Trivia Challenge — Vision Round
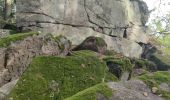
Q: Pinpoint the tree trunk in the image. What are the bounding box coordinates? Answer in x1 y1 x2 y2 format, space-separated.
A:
4 0 12 20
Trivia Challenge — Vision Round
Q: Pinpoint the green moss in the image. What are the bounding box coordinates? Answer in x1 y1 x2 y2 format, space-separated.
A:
95 37 107 47
0 32 39 47
53 35 71 52
65 83 113 100
149 53 170 70
104 50 117 56
138 71 170 100
103 56 133 79
8 50 117 100
71 50 98 57
132 58 156 71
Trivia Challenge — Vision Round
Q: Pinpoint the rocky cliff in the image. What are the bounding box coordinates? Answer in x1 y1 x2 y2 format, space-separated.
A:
16 0 149 58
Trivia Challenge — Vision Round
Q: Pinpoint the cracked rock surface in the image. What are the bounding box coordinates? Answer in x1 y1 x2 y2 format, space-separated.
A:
16 0 149 58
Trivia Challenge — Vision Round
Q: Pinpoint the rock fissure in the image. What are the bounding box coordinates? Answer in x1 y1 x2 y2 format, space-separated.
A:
20 19 132 38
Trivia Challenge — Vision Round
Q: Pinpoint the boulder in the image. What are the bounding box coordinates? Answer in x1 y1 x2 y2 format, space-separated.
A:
0 33 71 87
159 83 170 92
73 36 107 54
107 80 163 100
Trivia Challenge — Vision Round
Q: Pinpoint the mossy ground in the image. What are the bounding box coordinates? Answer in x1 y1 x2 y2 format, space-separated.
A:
138 71 170 100
0 32 39 47
8 50 117 100
65 83 113 100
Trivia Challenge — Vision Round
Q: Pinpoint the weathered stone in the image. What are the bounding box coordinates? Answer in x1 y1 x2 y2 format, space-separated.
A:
159 83 170 92
16 0 149 58
0 69 10 87
120 71 130 82
0 34 71 87
107 37 142 58
107 80 164 100
152 87 158 93
0 48 6 70
0 29 10 38
0 79 18 100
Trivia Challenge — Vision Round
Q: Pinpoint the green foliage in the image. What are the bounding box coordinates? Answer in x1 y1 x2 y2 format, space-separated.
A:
8 50 117 100
158 34 170 55
149 13 170 35
65 83 113 100
138 71 170 100
0 32 39 47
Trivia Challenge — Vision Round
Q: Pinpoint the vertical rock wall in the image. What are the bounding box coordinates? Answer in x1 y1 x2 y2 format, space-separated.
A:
16 0 150 58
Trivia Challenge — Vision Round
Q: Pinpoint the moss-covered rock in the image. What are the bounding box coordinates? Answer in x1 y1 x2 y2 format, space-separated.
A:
103 56 133 79
65 83 113 100
138 71 170 100
8 50 117 100
0 32 39 47
131 58 157 71
73 36 107 54
149 53 170 71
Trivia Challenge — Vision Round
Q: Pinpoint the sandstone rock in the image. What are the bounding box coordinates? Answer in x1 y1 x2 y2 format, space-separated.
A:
73 36 107 54
16 0 149 58
0 48 6 70
107 37 142 58
143 92 148 97
0 29 10 38
159 83 170 92
152 87 158 93
0 79 18 100
120 71 130 82
0 69 10 87
107 80 163 100
0 34 71 87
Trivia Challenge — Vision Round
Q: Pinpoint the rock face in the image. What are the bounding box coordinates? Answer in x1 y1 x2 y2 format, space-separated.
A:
0 34 71 87
16 0 149 58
